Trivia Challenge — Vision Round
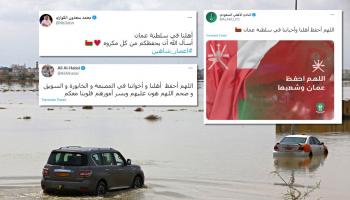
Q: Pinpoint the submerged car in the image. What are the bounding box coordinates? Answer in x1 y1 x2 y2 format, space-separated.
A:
41 146 144 195
273 135 328 157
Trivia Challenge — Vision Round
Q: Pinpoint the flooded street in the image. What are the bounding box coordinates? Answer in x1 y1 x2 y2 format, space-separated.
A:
0 83 350 199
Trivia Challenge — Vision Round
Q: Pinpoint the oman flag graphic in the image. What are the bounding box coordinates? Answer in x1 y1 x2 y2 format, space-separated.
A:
206 40 334 120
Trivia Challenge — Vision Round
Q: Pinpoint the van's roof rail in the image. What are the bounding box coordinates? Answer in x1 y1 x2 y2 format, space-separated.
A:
59 146 82 149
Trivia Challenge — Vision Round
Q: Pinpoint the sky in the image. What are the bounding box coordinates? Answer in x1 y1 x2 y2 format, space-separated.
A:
0 0 349 68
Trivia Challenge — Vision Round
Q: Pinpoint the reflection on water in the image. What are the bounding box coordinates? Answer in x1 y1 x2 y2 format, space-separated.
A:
274 155 327 172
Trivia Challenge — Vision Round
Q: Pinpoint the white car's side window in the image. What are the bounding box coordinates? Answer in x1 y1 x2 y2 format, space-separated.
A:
314 137 322 145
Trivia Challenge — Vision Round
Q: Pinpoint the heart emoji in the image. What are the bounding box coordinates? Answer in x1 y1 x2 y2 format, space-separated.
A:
94 40 101 46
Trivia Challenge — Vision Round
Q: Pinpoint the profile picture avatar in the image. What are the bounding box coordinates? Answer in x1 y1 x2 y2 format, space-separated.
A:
40 14 53 27
41 65 54 77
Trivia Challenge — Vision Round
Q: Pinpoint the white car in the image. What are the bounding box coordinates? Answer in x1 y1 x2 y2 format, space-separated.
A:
273 135 328 157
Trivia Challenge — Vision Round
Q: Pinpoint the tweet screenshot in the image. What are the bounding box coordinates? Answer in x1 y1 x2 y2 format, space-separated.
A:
204 10 342 124
39 64 197 106
39 11 196 56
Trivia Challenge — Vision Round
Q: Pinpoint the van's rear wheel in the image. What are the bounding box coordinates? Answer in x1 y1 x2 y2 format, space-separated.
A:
133 176 143 188
96 181 107 196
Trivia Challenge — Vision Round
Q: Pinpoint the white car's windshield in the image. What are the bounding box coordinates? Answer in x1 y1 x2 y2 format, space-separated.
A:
280 137 306 144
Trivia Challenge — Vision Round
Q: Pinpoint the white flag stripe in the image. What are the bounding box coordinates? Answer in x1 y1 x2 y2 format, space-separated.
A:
237 40 278 69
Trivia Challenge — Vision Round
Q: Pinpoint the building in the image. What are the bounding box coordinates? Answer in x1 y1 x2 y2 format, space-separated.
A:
0 67 11 80
0 62 39 81
9 64 27 77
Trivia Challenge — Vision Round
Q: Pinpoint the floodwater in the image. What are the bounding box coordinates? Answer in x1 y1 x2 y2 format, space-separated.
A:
0 83 350 199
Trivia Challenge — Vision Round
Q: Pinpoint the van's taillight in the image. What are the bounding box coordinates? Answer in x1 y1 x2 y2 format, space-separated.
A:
79 170 92 177
274 143 279 151
42 168 49 177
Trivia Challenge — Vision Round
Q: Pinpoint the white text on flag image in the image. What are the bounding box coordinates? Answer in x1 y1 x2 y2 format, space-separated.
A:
204 10 342 124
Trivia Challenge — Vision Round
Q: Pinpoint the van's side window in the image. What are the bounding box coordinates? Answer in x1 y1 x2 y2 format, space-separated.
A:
101 152 115 166
113 153 125 167
92 153 103 166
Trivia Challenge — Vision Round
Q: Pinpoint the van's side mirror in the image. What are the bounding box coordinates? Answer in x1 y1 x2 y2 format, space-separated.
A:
127 159 131 165
320 142 324 145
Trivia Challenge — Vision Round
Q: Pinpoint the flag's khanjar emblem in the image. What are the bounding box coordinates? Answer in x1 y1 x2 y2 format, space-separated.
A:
207 44 230 70
312 59 325 73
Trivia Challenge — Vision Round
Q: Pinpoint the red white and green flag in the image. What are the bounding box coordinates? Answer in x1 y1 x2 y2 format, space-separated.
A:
206 40 334 120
